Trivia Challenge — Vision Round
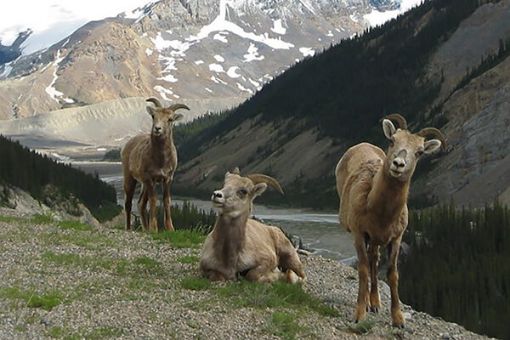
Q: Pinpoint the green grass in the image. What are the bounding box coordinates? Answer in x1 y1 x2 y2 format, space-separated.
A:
177 255 200 264
57 220 93 231
0 215 24 223
0 287 62 311
180 276 211 291
267 311 303 340
151 230 206 248
42 252 164 278
348 318 376 335
31 213 54 224
217 280 338 317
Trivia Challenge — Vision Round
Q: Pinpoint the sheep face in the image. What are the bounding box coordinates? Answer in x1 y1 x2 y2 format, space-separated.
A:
382 119 441 182
146 106 183 138
211 172 267 218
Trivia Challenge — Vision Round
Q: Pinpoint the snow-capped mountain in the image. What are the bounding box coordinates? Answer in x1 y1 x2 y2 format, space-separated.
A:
0 0 420 120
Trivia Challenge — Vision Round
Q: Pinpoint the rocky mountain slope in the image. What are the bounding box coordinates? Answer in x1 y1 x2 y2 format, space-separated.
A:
0 206 488 339
0 0 405 120
173 0 510 208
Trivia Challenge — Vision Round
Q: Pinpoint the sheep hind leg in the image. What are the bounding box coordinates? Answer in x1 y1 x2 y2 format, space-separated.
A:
278 251 306 282
245 263 281 283
354 233 370 323
123 175 136 230
137 185 149 231
368 243 381 313
388 237 404 328
162 180 174 231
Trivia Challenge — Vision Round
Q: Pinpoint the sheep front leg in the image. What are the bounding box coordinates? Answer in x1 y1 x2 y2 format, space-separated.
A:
163 180 174 231
354 233 370 323
368 243 381 312
144 181 158 232
123 175 136 230
387 237 404 328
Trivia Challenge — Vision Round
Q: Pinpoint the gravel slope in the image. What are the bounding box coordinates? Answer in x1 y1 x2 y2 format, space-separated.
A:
0 208 488 339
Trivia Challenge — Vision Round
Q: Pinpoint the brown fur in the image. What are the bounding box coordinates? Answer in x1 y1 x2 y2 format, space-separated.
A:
200 170 305 283
121 98 188 231
335 116 444 327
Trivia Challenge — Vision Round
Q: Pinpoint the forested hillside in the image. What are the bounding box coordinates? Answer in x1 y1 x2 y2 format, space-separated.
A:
0 135 119 220
401 202 510 339
175 0 510 209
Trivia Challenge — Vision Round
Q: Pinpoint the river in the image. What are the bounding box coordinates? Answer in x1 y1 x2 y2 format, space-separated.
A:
73 161 356 262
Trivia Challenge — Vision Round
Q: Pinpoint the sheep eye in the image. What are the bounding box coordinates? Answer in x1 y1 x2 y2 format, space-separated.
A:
415 150 424 157
238 189 248 197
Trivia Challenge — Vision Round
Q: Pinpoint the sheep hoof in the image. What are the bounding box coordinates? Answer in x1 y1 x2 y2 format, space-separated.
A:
370 306 379 313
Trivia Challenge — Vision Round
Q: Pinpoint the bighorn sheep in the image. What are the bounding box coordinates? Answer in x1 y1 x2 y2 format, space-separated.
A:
200 168 306 283
335 114 446 327
121 97 189 231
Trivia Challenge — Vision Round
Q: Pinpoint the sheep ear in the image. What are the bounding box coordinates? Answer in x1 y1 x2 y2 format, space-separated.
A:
252 183 267 198
172 113 183 121
382 119 396 140
424 139 441 154
146 106 155 116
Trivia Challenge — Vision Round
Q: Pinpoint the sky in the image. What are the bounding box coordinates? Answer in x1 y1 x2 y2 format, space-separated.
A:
0 0 154 54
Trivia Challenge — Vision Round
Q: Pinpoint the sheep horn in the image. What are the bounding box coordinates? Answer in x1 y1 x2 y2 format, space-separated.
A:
416 127 447 151
146 97 163 108
169 103 190 112
246 174 284 195
384 114 408 130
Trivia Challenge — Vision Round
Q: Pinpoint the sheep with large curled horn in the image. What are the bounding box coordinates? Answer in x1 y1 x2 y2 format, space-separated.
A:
200 167 305 283
335 113 446 327
121 97 189 231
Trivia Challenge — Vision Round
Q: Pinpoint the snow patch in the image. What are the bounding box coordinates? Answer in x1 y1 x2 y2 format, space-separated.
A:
326 30 334 37
248 78 260 89
299 47 315 57
205 87 213 93
145 48 153 56
236 82 253 95
154 85 173 101
211 76 227 85
214 55 225 62
271 19 286 35
45 50 73 103
227 66 241 78
209 63 225 73
350 14 359 23
244 43 264 62
364 0 424 27
213 32 228 43
187 0 294 50
195 60 204 65
0 62 13 78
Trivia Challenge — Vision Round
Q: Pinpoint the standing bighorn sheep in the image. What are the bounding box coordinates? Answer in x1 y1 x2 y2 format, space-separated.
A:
121 97 189 231
335 114 446 327
200 168 306 283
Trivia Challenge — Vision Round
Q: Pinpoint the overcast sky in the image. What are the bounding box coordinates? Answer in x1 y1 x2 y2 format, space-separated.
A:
0 0 153 53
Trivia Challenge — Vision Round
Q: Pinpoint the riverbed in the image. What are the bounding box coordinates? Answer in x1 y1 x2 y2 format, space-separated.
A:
73 161 356 261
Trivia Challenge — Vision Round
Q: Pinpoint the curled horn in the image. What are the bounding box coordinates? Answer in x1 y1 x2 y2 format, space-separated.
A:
416 127 447 150
146 97 163 108
246 174 284 195
384 113 408 130
169 103 190 112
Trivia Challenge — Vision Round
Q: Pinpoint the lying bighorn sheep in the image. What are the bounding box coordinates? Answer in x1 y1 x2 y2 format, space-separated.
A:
335 114 446 327
200 168 306 283
121 97 189 231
